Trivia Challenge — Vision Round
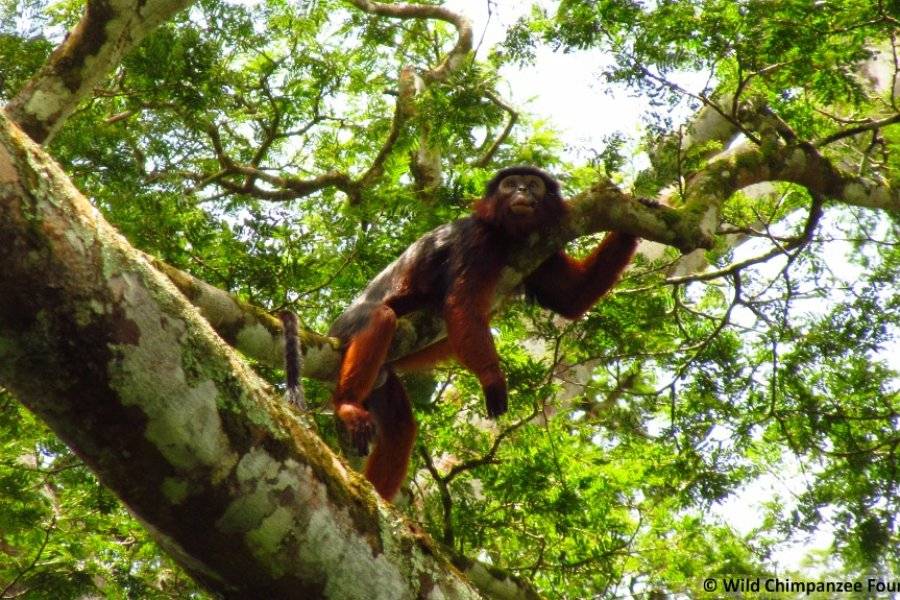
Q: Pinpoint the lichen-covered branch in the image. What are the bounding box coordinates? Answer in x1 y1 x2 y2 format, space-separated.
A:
154 179 690 380
0 111 482 599
4 0 195 144
149 259 341 381
682 128 900 240
353 132 898 368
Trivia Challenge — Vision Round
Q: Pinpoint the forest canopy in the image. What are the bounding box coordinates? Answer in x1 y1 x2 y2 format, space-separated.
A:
0 0 898 598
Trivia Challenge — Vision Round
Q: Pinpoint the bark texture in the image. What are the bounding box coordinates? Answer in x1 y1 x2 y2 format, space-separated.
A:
4 0 194 144
0 112 481 599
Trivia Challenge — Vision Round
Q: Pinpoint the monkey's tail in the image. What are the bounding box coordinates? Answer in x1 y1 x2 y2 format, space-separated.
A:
279 311 306 410
364 371 417 501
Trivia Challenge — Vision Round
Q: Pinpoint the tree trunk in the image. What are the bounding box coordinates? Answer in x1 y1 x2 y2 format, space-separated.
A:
0 110 481 600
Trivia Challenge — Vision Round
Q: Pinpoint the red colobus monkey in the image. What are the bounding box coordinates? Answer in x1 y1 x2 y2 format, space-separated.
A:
321 167 637 500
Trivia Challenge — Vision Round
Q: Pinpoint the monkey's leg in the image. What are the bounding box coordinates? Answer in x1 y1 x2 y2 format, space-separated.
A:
392 338 454 372
334 304 397 454
364 371 417 501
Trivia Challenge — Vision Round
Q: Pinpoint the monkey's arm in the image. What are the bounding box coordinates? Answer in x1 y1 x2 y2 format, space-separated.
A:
524 231 638 319
443 272 508 417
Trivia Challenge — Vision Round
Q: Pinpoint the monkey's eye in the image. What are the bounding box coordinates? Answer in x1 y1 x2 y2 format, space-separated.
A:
500 177 520 192
524 176 546 196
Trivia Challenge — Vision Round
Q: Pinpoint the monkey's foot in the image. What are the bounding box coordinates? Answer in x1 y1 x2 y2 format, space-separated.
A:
483 381 508 418
337 403 375 455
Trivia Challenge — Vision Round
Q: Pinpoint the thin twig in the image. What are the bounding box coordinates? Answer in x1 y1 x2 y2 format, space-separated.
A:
0 517 56 599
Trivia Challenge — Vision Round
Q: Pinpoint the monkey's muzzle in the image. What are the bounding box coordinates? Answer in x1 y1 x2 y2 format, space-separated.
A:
509 194 536 216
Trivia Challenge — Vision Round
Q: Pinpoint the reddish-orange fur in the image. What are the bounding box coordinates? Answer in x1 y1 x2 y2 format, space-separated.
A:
443 267 508 416
327 167 636 500
524 231 638 319
363 372 416 499
333 304 398 453
392 339 453 372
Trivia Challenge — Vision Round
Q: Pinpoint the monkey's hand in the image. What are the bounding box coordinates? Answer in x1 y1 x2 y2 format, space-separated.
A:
336 403 375 456
483 380 508 418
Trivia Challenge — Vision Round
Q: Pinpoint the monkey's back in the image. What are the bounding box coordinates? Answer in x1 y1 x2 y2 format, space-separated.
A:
328 217 490 341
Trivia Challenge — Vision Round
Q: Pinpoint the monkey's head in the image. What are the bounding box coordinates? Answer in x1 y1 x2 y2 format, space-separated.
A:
474 166 566 236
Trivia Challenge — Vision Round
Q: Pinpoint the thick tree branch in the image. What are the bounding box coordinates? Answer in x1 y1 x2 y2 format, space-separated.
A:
137 120 897 392
346 0 473 83
160 182 693 380
348 0 474 198
0 111 482 599
340 135 897 373
4 0 194 144
682 131 900 233
149 259 342 381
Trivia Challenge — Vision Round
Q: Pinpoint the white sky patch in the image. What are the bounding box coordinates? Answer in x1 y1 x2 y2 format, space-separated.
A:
442 0 711 172
446 1 651 147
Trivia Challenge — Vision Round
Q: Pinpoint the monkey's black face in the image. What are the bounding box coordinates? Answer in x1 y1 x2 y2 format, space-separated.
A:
475 167 565 236
497 174 547 218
